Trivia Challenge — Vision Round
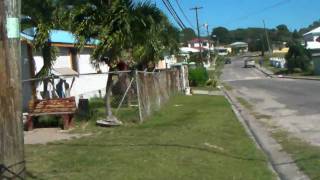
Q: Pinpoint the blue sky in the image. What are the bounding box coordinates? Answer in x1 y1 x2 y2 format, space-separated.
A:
152 0 320 34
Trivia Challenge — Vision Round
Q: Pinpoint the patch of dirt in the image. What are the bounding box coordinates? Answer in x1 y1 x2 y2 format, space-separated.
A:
24 128 91 145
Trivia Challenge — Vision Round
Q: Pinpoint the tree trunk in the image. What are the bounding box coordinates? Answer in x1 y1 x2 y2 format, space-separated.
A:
103 72 122 125
0 0 25 178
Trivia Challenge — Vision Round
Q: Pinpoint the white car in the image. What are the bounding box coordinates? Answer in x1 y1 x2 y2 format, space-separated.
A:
244 59 255 68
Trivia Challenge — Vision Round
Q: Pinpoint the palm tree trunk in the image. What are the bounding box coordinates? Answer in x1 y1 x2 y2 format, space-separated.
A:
105 73 113 118
103 72 122 125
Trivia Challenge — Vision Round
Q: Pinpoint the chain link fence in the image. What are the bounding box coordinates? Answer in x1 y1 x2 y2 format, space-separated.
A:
22 66 188 124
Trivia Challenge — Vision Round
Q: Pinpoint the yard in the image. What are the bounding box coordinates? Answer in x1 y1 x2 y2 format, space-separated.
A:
25 95 275 180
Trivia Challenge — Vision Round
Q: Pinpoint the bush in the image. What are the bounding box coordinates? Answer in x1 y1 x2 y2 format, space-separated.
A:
205 78 217 88
285 41 312 73
189 67 208 86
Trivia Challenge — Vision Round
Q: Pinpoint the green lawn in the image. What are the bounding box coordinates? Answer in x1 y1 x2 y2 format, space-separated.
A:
25 95 275 180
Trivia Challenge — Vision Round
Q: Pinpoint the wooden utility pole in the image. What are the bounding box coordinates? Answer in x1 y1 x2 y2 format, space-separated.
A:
190 6 203 63
0 0 25 179
263 20 272 54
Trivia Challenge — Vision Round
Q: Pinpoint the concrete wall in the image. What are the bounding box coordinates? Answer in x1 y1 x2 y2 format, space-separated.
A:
313 56 320 75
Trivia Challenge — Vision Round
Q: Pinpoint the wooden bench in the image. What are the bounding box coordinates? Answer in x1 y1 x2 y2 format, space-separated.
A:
27 97 77 131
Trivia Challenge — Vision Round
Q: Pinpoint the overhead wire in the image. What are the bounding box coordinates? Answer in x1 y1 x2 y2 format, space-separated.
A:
174 0 195 29
161 0 186 29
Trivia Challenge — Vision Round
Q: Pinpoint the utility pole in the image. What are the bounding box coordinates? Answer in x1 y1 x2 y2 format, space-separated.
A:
190 6 203 63
0 0 25 179
204 23 211 61
263 20 272 55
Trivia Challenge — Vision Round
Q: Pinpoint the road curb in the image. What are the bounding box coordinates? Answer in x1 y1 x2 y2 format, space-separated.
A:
255 66 320 81
221 86 309 180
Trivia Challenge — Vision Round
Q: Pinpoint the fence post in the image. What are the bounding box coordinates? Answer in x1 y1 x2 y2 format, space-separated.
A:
135 71 143 123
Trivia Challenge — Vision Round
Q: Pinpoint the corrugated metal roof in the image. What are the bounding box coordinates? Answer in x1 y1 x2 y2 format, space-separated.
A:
21 28 99 45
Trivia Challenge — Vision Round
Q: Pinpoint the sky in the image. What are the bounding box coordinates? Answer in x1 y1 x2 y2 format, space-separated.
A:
152 0 320 35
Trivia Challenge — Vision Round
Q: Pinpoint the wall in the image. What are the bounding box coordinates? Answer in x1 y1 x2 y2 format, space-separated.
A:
21 45 110 112
313 56 320 75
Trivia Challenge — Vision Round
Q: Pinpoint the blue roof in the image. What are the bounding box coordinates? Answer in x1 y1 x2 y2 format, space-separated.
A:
21 28 99 45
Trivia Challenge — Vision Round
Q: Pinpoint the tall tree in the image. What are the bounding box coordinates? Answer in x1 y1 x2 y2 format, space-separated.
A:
180 28 196 44
211 26 230 44
70 0 179 124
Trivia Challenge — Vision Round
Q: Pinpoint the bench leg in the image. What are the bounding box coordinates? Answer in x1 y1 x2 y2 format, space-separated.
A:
69 115 75 128
27 116 33 131
62 115 70 130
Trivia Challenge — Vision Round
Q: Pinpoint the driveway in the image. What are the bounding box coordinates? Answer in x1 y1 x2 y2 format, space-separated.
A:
222 56 320 146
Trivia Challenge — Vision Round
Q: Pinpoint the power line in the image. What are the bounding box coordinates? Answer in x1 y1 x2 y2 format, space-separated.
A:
161 0 186 29
174 0 195 29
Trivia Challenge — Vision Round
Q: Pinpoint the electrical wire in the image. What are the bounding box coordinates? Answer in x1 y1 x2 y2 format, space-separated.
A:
161 0 186 29
174 0 195 29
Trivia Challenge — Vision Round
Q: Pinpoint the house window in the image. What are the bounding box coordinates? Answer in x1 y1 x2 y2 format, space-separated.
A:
202 42 207 46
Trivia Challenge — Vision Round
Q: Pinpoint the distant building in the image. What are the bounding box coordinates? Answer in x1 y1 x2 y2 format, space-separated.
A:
230 42 248 53
187 38 214 52
304 27 320 74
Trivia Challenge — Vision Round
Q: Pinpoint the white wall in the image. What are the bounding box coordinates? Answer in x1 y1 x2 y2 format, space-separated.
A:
30 46 110 106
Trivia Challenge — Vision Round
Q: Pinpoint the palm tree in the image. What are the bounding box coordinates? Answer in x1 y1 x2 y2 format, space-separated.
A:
69 0 180 124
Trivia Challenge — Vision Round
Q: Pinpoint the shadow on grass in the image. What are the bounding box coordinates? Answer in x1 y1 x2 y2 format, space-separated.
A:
48 142 269 162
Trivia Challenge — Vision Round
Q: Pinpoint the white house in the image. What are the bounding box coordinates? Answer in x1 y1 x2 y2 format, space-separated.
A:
187 38 214 52
303 27 320 75
21 28 109 111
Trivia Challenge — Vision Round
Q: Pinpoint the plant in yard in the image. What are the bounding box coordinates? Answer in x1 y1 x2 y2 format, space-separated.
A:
189 67 208 87
285 41 312 73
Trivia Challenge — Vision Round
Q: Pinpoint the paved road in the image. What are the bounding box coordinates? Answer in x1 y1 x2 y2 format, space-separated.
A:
222 56 320 146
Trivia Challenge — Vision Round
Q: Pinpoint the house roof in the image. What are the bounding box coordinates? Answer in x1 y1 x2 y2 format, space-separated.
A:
21 28 99 45
230 42 248 48
304 27 320 36
188 38 210 43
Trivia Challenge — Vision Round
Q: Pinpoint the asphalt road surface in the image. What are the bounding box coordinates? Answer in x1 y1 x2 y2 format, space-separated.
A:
221 56 320 146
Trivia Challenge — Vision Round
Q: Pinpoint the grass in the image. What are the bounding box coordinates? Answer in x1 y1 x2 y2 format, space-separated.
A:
272 131 320 179
25 95 275 180
235 96 320 179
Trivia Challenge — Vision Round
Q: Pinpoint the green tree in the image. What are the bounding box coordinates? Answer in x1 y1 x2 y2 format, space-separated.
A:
276 24 291 42
211 26 230 44
285 41 312 73
70 0 179 123
22 0 62 77
180 28 196 45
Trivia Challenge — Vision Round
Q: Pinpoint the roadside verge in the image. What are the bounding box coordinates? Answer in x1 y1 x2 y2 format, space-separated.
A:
221 86 309 180
255 66 320 81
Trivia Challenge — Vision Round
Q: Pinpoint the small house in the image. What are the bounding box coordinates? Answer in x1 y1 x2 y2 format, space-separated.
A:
304 27 320 75
21 28 109 111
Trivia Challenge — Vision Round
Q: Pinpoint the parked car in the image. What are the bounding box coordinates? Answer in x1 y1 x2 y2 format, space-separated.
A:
244 59 255 68
225 58 231 64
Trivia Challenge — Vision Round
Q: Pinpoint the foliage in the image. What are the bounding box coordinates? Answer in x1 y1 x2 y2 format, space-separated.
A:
211 27 231 44
285 41 312 73
21 0 64 77
299 19 320 35
189 67 208 86
180 28 196 45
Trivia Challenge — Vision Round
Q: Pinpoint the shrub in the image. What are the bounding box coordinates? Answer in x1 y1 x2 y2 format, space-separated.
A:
189 67 208 86
285 41 312 73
